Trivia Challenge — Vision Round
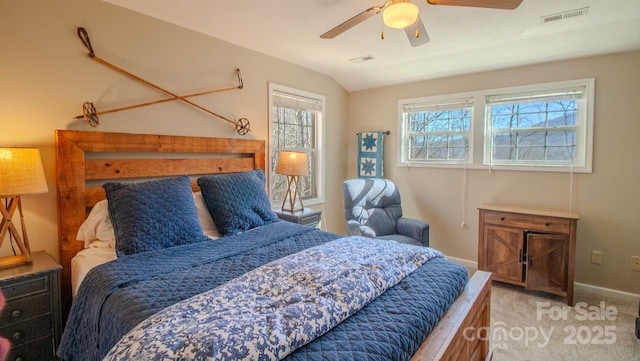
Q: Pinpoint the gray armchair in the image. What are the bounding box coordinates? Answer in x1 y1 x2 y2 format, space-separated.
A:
342 179 429 247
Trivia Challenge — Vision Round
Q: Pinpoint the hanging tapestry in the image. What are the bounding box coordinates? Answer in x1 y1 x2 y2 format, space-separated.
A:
357 131 386 179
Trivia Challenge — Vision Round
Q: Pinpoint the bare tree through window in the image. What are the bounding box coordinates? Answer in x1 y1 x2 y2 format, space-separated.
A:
270 86 323 205
405 106 472 162
398 79 592 172
490 99 577 163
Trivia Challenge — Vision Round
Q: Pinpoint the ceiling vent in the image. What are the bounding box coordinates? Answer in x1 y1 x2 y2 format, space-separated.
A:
541 7 589 24
349 55 375 64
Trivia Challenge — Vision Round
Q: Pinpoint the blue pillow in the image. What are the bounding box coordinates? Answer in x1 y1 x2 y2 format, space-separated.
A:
103 176 208 256
197 169 279 236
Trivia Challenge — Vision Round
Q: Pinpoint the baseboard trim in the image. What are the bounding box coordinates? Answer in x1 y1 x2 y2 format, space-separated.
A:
444 255 639 302
574 282 640 302
446 255 478 270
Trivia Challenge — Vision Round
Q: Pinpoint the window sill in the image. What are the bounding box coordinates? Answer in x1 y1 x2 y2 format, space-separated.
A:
397 162 592 173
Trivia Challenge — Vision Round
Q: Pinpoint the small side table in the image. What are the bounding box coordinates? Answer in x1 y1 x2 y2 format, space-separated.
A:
274 208 322 228
0 251 62 361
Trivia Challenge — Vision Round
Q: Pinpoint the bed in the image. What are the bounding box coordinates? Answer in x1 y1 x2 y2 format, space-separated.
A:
55 129 492 361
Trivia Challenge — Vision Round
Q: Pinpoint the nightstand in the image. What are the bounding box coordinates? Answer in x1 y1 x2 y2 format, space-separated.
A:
274 208 322 228
0 251 62 361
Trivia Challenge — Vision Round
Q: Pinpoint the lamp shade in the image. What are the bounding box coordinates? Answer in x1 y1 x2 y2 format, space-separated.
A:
383 1 419 29
276 151 309 176
0 148 48 198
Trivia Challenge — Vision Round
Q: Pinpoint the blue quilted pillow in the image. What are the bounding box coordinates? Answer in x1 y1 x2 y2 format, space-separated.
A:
103 176 208 256
197 169 279 236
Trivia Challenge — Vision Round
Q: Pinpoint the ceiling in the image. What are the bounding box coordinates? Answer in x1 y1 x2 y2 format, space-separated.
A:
104 0 640 92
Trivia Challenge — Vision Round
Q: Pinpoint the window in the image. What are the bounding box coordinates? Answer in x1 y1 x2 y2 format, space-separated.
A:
269 83 325 206
485 83 591 170
398 79 594 172
400 97 473 165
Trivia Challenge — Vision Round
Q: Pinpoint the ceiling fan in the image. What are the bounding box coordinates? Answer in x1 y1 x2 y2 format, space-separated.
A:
320 0 523 47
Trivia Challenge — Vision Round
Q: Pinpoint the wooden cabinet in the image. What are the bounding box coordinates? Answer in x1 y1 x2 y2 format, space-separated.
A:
478 205 579 305
636 300 639 339
0 251 62 361
274 208 322 228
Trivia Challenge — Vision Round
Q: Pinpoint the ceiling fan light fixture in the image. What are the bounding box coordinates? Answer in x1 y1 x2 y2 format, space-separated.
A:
383 2 419 29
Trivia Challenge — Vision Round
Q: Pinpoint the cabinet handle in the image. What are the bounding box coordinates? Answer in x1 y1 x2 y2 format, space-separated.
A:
545 222 550 227
519 249 523 263
528 256 533 269
500 217 505 221
12 331 22 341
11 310 21 318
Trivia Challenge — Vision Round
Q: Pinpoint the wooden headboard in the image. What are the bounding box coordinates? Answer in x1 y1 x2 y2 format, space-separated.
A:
55 130 265 318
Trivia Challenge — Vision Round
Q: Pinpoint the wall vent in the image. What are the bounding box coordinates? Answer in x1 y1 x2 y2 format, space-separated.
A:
541 7 589 24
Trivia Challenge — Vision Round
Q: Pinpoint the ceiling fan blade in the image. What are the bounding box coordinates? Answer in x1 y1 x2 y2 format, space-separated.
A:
320 5 383 39
405 17 430 47
426 0 522 10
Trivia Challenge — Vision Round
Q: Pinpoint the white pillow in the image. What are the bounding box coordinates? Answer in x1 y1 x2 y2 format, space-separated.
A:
76 199 115 249
194 191 219 236
76 192 219 248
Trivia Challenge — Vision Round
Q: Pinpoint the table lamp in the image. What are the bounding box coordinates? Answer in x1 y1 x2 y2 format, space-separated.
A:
0 148 48 269
275 150 308 212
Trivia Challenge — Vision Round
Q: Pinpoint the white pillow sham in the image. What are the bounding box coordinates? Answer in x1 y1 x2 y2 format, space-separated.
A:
76 199 115 249
76 191 219 248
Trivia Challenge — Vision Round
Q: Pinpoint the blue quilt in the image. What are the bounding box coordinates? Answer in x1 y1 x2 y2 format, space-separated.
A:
104 238 444 360
58 222 467 361
358 131 386 178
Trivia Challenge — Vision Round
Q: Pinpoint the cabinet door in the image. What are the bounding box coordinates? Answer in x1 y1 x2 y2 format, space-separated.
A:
484 225 523 284
525 233 568 295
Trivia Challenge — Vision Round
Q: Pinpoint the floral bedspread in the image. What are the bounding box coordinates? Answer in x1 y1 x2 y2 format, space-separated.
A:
103 236 443 360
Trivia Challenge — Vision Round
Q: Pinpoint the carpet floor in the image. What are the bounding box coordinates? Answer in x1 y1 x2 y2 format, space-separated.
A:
489 281 640 361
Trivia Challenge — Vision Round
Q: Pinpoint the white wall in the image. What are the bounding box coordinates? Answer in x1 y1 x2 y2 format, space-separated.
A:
0 0 349 260
347 51 640 294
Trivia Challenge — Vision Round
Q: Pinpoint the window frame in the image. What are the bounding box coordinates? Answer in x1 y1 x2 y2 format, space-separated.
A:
483 79 594 172
397 78 594 173
399 95 475 166
268 83 325 207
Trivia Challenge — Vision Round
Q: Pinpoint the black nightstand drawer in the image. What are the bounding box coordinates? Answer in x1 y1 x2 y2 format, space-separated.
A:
299 213 321 226
1 276 49 300
0 313 53 347
0 293 51 327
0 252 62 361
7 336 56 361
